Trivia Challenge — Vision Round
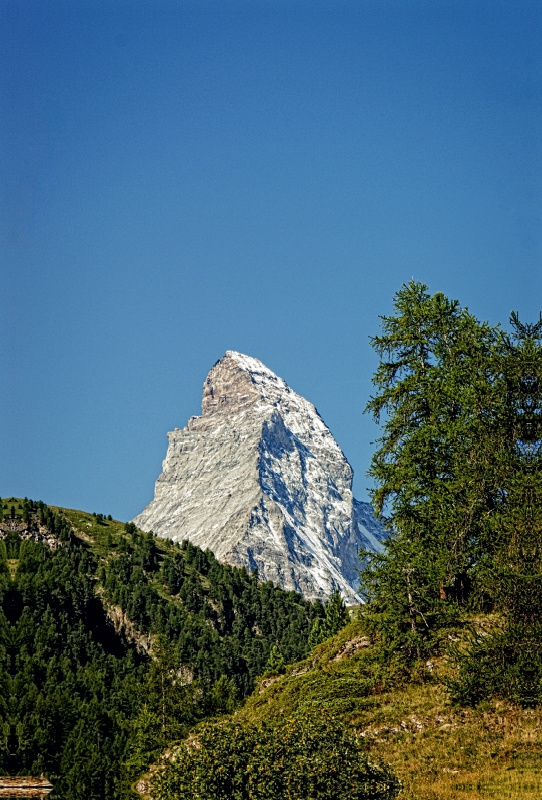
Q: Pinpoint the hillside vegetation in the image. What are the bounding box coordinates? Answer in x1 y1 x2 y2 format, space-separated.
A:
0 498 323 799
236 620 542 800
361 284 542 707
139 283 542 799
1 485 540 800
0 501 145 797
59 503 321 697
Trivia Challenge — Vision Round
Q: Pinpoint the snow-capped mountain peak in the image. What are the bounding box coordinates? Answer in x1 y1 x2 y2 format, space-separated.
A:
133 352 385 603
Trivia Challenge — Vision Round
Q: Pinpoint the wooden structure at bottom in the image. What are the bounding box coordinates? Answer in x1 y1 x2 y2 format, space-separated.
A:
0 777 53 797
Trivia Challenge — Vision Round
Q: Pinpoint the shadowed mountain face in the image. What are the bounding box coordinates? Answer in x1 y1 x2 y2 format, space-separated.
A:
134 352 386 603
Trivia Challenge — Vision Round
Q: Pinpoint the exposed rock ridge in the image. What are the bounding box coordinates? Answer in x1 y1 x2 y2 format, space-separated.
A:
133 351 386 603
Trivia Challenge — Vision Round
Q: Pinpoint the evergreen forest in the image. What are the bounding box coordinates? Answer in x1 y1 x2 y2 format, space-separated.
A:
1 282 541 799
0 500 374 799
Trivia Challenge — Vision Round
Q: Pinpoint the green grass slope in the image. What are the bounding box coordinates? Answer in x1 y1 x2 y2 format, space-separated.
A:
237 620 542 800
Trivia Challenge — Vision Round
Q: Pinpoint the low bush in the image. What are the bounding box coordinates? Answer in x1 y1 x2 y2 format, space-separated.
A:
152 709 400 800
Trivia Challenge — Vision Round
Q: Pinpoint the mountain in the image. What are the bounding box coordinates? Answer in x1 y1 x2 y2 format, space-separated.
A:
133 351 386 603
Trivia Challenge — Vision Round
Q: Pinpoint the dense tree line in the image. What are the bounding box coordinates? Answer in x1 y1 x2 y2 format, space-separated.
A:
0 525 147 798
0 504 336 796
101 525 323 698
362 281 542 706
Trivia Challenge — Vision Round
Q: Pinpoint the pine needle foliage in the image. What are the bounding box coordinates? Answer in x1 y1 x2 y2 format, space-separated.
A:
100 532 321 698
308 588 350 648
363 282 542 706
362 281 506 661
449 314 542 706
0 501 325 795
0 514 146 798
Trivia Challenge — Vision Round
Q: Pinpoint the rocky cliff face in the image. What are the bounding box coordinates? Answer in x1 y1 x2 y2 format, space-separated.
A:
133 352 386 603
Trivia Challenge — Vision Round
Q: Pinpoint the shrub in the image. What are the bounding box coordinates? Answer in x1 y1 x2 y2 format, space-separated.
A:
152 710 400 800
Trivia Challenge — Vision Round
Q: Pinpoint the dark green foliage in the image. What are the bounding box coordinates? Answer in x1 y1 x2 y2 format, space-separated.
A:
265 644 285 672
448 626 542 708
36 502 72 541
122 635 205 785
101 536 320 698
362 282 506 661
152 710 401 800
124 639 241 783
208 674 239 714
0 501 326 793
364 283 542 706
359 538 461 662
449 316 542 706
322 588 349 636
307 616 325 649
144 634 201 739
0 518 147 798
308 588 349 648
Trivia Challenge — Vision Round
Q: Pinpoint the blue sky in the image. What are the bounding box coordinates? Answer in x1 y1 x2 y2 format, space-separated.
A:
2 0 541 520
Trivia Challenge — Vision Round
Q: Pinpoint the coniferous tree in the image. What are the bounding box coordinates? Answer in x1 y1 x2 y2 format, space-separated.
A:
308 617 325 649
308 589 349 647
361 282 508 661
145 634 200 740
322 588 349 637
450 315 542 705
266 644 285 673
364 283 542 705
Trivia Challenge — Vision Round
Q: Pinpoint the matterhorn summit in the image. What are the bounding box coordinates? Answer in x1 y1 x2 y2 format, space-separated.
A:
133 351 386 603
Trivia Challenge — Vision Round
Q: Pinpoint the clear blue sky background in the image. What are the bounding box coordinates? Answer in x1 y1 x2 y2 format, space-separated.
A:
2 0 541 520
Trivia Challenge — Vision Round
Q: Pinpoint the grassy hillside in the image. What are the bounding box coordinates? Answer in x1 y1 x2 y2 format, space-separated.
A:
236 619 542 800
0 497 324 797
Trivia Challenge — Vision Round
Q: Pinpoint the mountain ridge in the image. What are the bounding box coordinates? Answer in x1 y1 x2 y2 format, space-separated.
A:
133 351 386 603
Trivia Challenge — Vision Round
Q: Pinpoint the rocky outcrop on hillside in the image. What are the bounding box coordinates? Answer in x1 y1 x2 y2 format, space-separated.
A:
0 518 59 550
133 351 386 603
